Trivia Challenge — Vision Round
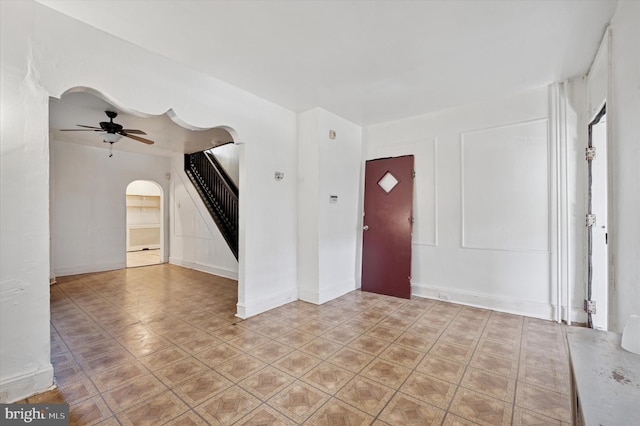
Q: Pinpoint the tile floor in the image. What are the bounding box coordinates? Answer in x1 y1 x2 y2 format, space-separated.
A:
33 264 572 424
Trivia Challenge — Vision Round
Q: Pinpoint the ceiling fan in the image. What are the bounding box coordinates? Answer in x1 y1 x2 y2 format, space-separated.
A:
60 110 154 145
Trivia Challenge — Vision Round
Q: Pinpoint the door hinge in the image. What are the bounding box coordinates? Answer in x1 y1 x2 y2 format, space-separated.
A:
584 300 596 314
409 216 414 224
412 170 416 178
586 146 596 161
586 213 596 227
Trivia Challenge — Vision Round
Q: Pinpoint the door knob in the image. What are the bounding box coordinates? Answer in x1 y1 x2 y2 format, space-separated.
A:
363 225 369 231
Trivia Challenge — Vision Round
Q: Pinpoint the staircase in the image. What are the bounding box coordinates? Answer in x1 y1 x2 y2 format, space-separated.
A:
184 151 239 260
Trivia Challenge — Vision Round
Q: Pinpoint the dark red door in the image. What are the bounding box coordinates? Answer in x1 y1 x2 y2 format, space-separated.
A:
361 155 414 299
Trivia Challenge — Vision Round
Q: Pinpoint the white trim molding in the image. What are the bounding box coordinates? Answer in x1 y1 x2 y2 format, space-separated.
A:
169 257 238 280
299 280 356 305
54 261 126 277
236 286 298 319
412 282 555 320
0 365 54 403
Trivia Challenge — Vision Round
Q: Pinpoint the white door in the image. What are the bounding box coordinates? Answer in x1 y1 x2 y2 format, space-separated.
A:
589 108 608 330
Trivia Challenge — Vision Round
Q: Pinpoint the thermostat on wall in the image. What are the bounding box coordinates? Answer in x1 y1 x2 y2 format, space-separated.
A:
329 195 338 204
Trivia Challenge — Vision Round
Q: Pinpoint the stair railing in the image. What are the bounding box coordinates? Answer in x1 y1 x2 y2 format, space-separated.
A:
184 151 239 259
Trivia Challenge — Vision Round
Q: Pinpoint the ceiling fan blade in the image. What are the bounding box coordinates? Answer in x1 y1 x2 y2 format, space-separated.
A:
76 125 103 130
122 133 154 145
121 129 147 135
59 128 101 132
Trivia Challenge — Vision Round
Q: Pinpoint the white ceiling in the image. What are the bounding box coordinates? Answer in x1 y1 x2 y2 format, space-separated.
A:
49 92 234 156
41 0 617 128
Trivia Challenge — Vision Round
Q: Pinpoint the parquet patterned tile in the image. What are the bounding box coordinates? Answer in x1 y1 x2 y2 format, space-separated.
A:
154 357 210 387
275 350 323 377
430 341 475 364
460 367 517 403
174 370 234 407
43 264 574 425
102 374 167 413
306 397 374 425
267 381 330 424
236 404 296 426
360 359 412 388
299 337 342 359
118 391 188 425
91 361 149 393
327 347 375 373
251 341 295 363
239 366 296 401
379 393 446 425
302 362 354 394
469 351 519 379
515 382 572 423
449 388 513 426
336 376 395 416
68 396 113 425
378 344 424 368
348 335 390 356
399 371 457 410
164 411 209 425
417 355 466 384
195 385 261 425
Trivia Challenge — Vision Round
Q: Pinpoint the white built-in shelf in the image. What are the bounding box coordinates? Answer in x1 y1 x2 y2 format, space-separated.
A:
126 194 160 209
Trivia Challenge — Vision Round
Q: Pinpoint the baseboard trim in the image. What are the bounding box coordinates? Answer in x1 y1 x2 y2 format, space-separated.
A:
237 287 298 319
54 262 125 277
564 306 588 324
411 282 556 320
0 365 54 403
169 257 238 280
299 280 356 305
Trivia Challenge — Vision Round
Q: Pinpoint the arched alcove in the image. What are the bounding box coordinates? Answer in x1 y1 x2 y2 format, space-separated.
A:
126 180 164 267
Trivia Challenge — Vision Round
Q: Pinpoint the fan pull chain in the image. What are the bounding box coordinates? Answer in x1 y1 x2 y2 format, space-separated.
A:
109 142 113 158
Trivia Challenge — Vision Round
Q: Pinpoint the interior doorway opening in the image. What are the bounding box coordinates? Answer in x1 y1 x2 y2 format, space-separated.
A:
126 180 164 268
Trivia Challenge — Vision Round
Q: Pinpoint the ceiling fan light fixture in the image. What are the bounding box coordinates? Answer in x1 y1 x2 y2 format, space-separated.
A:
101 132 122 143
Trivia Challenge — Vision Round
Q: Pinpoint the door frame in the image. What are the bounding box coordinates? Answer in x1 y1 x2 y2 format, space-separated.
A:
586 104 608 330
125 179 164 267
360 155 414 299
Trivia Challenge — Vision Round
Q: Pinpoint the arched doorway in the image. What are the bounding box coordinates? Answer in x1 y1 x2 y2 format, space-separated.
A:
126 180 164 267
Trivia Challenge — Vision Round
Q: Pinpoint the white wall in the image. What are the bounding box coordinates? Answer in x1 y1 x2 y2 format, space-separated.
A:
297 108 363 304
0 1 297 401
210 143 240 186
51 140 170 275
170 155 238 279
364 87 584 320
608 0 640 332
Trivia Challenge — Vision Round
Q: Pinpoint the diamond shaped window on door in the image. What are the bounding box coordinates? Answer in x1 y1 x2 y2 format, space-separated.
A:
378 171 399 193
